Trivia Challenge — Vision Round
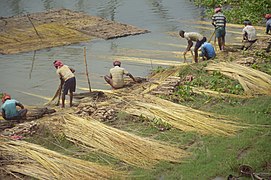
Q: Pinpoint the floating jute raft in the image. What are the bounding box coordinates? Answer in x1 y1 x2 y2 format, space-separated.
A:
0 9 149 54
123 94 246 136
205 62 271 96
63 114 189 168
0 137 125 180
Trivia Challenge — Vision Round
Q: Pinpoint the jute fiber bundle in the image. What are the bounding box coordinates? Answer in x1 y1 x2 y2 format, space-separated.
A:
205 62 271 96
0 138 124 180
124 94 244 136
63 114 189 168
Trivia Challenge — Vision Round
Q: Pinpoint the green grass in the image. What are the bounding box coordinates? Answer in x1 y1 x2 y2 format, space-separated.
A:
131 96 271 179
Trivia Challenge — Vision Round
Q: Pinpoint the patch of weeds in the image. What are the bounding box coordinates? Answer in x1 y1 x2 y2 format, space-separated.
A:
150 118 172 131
175 84 194 101
151 66 166 74
178 64 244 96
254 50 269 60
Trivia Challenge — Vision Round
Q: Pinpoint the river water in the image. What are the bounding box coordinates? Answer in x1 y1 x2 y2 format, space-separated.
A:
0 0 239 105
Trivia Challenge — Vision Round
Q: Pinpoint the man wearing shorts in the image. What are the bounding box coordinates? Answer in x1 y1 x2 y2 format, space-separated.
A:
1 93 28 121
54 60 76 108
179 30 206 63
212 7 226 51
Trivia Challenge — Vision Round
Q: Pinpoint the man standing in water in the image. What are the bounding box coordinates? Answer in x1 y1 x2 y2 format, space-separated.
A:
104 60 136 89
179 30 206 63
212 7 226 51
53 60 76 108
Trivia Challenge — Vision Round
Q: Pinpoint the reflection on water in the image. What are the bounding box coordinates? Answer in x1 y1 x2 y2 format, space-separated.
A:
97 0 122 20
0 0 241 105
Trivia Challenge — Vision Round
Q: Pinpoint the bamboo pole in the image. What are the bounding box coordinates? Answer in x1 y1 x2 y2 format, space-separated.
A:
84 47 92 92
208 31 215 43
26 14 42 41
29 50 36 79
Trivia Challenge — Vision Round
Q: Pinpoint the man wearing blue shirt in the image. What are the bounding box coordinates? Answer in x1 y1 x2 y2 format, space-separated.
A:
200 42 216 61
1 93 27 121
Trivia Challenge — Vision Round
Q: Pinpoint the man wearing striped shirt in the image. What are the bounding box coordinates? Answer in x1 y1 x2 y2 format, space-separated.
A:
212 7 226 51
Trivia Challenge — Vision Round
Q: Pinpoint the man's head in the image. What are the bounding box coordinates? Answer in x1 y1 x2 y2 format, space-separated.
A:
243 19 252 26
179 30 185 38
113 60 121 67
2 93 11 103
265 14 271 20
215 7 221 13
53 60 64 69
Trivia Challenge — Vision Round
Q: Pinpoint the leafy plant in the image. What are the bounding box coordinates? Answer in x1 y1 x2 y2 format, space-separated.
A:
193 0 271 25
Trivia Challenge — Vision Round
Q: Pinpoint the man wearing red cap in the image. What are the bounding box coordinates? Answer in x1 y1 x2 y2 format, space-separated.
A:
212 7 226 51
53 60 76 108
1 93 27 121
104 61 136 89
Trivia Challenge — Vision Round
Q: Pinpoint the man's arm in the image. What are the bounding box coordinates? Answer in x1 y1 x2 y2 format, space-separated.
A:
127 73 136 82
243 31 248 41
15 102 25 109
2 109 7 120
184 40 193 54
212 16 216 27
69 68 75 73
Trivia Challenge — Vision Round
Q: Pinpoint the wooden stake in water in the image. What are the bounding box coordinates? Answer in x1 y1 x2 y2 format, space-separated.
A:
84 47 92 92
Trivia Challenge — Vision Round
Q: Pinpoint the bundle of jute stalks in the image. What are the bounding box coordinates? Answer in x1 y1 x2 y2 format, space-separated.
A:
124 94 245 136
205 62 271 96
0 137 125 180
63 114 189 168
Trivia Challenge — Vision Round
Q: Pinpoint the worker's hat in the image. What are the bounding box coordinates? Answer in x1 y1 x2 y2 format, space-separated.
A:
2 93 11 103
215 7 221 13
53 60 64 68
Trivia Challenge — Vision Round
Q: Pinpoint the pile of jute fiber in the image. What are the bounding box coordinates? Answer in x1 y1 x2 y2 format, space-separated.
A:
63 114 189 168
0 137 125 180
124 94 246 136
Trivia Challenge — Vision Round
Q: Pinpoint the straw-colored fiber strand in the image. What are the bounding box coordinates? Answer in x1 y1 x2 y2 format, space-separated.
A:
205 62 271 95
62 114 189 168
0 138 124 180
124 94 245 136
126 101 238 136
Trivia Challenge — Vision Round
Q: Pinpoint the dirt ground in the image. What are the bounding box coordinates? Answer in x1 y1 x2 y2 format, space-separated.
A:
0 9 149 54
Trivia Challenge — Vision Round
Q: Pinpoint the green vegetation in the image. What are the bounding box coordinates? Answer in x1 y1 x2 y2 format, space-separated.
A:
178 63 244 95
132 93 271 180
194 0 271 25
